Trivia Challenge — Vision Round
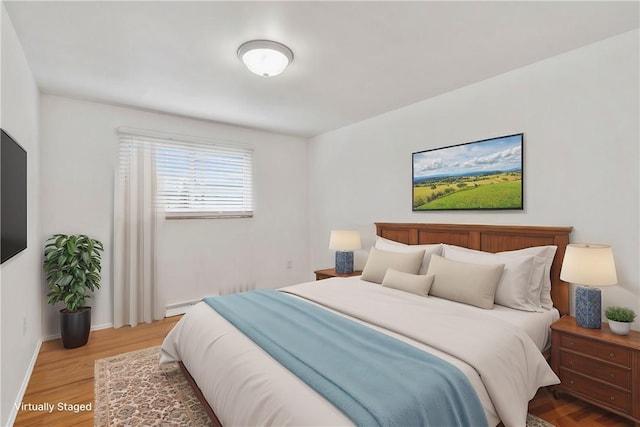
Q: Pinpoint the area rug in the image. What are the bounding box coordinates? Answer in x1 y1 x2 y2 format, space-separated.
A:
94 346 213 426
526 413 555 427
95 346 554 427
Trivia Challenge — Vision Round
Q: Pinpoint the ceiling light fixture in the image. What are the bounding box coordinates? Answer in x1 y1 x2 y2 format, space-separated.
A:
237 40 293 77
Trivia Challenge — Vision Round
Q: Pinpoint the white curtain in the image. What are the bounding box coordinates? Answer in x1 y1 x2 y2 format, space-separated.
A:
113 142 164 327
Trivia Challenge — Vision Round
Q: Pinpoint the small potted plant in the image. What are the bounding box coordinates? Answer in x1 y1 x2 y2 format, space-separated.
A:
604 306 637 336
44 234 104 348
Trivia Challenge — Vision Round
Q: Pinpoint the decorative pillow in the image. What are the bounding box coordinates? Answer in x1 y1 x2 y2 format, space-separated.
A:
361 247 425 284
443 245 537 312
499 246 557 309
375 236 442 275
426 255 504 309
382 269 435 297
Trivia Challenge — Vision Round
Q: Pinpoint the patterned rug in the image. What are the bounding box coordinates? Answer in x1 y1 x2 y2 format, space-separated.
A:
94 346 212 426
527 413 555 427
94 346 554 427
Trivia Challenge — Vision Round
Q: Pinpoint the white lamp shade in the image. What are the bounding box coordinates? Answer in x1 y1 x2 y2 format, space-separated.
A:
238 40 293 77
329 230 362 251
560 244 617 286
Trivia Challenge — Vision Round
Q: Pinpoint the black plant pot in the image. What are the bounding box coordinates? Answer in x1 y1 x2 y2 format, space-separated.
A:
60 307 91 349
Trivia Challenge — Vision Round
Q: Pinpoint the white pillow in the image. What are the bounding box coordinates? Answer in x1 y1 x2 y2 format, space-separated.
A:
382 269 434 297
375 236 442 275
361 247 425 284
499 246 557 309
426 255 504 309
443 245 538 312
497 250 545 308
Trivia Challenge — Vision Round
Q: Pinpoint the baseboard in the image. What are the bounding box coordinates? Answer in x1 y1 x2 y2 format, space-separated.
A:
7 338 42 426
91 322 114 332
42 322 113 342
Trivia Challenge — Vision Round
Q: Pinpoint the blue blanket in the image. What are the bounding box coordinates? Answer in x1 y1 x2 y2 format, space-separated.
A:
203 290 487 427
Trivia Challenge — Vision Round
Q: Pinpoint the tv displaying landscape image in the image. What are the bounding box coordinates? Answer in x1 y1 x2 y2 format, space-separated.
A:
412 133 523 211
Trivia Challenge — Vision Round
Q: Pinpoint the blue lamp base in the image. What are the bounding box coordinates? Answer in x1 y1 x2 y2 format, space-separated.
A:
335 251 354 274
575 286 602 329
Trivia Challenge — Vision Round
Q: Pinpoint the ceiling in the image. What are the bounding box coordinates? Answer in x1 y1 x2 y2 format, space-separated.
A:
4 1 639 138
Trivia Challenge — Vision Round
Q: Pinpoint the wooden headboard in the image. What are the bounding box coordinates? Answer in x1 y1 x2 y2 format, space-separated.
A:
375 222 573 316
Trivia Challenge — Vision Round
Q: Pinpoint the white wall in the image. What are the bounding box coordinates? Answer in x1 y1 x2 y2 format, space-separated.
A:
39 95 310 337
309 30 640 330
0 4 41 425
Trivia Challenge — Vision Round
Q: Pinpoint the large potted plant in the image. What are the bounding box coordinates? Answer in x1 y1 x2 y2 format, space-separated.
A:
44 234 104 348
604 306 637 336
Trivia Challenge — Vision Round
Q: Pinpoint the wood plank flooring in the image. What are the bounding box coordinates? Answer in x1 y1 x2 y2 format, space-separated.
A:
13 316 634 426
14 316 180 427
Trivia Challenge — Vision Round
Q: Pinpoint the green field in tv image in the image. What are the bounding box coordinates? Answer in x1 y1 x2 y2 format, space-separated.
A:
412 134 523 211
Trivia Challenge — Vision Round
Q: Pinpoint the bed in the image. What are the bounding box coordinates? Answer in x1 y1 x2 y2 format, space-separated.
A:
161 222 573 427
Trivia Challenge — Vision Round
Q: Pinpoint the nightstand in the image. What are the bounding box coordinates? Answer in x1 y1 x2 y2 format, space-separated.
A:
551 316 640 425
314 268 363 281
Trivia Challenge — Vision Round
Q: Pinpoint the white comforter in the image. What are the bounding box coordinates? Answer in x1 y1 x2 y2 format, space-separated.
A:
161 278 559 427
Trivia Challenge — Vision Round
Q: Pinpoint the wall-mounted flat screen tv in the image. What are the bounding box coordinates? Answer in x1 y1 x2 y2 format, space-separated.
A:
1 129 27 263
412 133 523 211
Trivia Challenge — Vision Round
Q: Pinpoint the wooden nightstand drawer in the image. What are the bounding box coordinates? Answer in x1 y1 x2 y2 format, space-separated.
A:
559 369 632 413
560 334 631 367
551 316 640 425
559 350 631 389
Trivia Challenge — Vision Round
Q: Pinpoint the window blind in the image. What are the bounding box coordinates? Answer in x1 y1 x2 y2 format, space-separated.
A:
117 129 253 219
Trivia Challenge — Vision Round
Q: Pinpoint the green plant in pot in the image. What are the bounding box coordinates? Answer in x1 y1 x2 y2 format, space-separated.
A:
44 234 104 349
604 306 637 336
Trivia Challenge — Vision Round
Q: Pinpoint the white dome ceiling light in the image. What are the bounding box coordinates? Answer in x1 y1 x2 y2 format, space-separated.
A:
237 40 294 77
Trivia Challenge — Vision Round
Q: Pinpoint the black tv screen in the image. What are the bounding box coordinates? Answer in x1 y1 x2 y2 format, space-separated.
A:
1 129 27 263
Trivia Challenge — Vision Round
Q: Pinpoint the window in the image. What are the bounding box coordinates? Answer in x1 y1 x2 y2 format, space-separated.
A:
118 129 253 219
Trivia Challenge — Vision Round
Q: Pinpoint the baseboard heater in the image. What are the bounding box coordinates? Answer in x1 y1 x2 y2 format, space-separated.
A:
165 299 202 317
165 285 256 318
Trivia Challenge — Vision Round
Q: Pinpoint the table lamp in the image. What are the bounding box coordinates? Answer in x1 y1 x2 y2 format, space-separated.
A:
329 230 361 274
560 243 617 329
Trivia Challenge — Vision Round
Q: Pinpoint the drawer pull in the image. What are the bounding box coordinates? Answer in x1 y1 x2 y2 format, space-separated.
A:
609 352 615 357
569 380 575 385
610 373 615 379
610 396 615 401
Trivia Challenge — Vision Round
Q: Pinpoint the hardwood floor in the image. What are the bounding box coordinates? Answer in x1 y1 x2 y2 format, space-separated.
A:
14 316 634 427
14 316 180 427
529 388 633 427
